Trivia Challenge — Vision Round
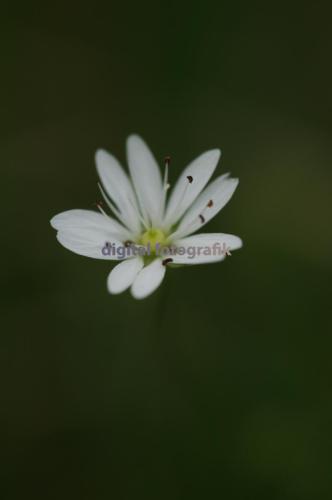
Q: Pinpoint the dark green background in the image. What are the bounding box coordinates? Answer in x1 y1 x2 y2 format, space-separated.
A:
2 1 332 498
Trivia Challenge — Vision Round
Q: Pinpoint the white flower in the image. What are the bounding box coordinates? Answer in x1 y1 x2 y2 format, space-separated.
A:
50 135 242 299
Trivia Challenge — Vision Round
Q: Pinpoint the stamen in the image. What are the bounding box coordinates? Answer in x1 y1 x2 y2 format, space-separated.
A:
179 175 194 203
165 175 194 230
162 258 173 266
159 156 171 221
207 199 213 208
98 183 122 218
164 156 171 167
98 182 147 236
199 214 205 223
163 156 171 190
95 201 109 218
124 240 134 247
126 194 150 231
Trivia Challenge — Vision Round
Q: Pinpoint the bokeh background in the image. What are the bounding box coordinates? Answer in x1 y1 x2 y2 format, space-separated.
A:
2 1 332 498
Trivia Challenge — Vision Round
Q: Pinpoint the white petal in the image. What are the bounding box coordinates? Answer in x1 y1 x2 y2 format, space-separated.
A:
50 209 131 240
56 226 128 260
164 149 221 228
107 257 144 294
131 259 166 299
126 135 163 226
170 233 242 265
95 149 141 233
171 175 239 239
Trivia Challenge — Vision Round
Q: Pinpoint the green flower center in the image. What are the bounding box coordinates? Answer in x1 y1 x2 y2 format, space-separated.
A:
139 228 168 253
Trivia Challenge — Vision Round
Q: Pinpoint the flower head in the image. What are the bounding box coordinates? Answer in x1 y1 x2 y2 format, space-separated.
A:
50 135 242 299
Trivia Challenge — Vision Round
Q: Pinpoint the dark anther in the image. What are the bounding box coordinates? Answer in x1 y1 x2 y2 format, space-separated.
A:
187 175 193 183
207 199 213 208
162 258 174 266
124 240 134 247
199 214 205 223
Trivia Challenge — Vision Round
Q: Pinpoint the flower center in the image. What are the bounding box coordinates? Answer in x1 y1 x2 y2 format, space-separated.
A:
139 228 167 253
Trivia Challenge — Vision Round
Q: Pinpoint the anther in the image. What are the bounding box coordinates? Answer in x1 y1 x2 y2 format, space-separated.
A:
162 258 173 266
187 175 193 183
199 214 205 223
164 156 171 167
207 199 213 208
124 240 134 247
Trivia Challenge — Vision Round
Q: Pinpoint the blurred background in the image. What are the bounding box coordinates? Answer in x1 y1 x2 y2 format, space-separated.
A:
1 1 332 498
